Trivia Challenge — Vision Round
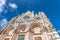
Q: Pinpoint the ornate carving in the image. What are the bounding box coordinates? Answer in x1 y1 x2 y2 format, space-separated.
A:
29 22 44 34
14 23 26 34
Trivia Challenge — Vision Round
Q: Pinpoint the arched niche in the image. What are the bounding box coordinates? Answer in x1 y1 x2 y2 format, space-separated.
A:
34 27 40 34
29 21 44 34
14 23 27 34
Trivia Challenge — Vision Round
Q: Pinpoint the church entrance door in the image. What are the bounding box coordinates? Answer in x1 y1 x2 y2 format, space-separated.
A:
5 38 10 40
34 37 42 40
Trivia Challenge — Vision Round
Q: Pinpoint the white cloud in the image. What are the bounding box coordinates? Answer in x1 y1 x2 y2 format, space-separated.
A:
0 18 8 27
0 0 6 13
9 3 17 9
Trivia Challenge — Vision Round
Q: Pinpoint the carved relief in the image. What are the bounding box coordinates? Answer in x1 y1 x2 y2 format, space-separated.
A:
14 23 26 34
30 22 44 34
0 11 60 40
34 27 40 34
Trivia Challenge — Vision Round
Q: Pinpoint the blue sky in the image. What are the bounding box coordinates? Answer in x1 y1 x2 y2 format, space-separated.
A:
0 0 60 35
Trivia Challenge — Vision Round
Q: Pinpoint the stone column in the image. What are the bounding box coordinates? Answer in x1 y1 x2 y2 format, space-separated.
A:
0 35 6 40
43 32 50 40
29 32 33 40
11 33 18 40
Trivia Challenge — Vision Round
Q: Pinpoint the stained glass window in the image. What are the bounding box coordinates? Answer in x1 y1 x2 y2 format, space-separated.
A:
18 35 25 40
24 16 30 20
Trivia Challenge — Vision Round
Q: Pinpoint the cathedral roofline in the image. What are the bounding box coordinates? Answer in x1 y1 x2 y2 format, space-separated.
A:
1 11 52 33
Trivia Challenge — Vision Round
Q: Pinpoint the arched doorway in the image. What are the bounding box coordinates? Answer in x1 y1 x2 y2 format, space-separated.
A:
5 38 10 40
34 37 42 40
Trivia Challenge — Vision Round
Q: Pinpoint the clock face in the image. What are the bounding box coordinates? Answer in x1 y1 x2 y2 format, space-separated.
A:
24 16 30 20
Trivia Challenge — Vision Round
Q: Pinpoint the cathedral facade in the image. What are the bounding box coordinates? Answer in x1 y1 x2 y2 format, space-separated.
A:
0 11 60 40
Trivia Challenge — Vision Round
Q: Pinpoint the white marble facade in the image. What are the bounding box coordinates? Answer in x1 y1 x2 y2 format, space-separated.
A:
0 11 60 40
